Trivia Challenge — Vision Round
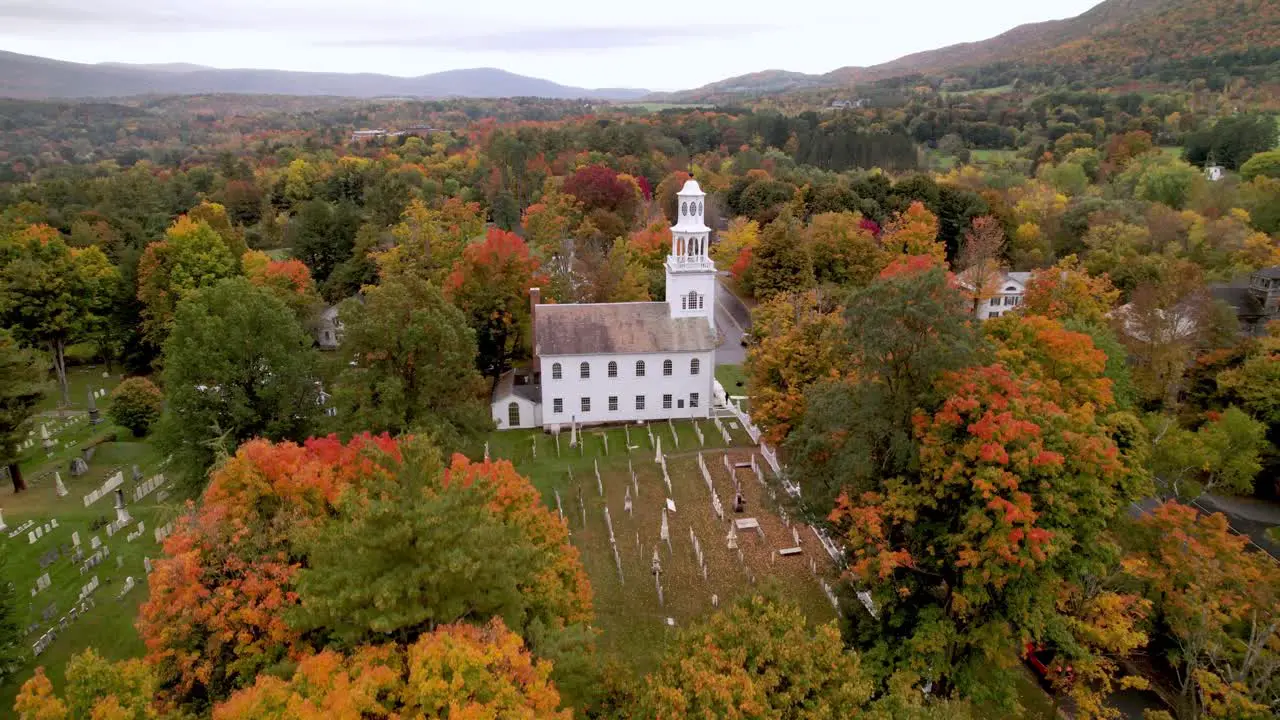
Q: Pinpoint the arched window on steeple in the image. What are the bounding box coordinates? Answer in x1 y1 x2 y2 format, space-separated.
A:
687 290 698 310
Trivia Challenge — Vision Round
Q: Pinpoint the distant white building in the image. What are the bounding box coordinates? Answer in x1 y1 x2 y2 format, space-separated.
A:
959 270 1031 320
1206 165 1226 182
491 180 719 430
315 305 344 350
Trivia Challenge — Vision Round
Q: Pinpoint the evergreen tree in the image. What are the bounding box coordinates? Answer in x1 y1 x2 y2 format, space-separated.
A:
0 328 46 492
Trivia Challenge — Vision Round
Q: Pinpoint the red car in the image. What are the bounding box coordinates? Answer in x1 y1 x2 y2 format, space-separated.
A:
1025 643 1075 686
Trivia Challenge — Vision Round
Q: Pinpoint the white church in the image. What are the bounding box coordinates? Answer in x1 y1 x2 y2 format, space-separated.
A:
491 179 719 430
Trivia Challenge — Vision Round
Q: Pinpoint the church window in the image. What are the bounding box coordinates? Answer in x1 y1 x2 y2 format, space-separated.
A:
507 402 520 427
636 395 646 410
698 294 705 309
681 295 688 310
690 358 700 375
580 362 590 379
636 360 646 377
681 202 688 216
553 398 563 413
608 396 618 411
663 394 673 409
690 393 699 408
551 362 562 379
687 290 697 309
581 397 591 412
663 359 673 376
697 202 703 216
608 361 618 378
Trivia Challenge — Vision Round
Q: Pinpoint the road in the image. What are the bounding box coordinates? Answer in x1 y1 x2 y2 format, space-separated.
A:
715 276 751 366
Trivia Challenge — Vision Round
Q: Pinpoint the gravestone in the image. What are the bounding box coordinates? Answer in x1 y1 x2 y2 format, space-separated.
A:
55 472 67 497
90 535 101 550
143 557 152 574
113 489 130 525
131 465 142 482
87 388 101 424
71 531 80 546
70 457 88 476
0 507 6 532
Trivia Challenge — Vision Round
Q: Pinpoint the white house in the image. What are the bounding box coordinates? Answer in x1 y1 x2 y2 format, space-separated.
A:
315 305 344 350
961 270 1031 320
491 179 719 430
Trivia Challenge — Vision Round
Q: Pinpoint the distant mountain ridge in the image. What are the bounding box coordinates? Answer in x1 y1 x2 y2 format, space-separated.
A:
0 51 649 101
657 0 1280 101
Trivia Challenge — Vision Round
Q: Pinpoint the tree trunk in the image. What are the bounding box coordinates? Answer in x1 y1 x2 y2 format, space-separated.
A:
8 462 26 493
51 339 69 407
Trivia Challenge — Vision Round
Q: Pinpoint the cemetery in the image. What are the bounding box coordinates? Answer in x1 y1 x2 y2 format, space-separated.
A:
480 416 844 669
0 367 179 708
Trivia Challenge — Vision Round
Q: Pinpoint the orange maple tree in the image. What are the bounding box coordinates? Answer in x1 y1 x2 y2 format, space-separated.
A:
212 619 570 720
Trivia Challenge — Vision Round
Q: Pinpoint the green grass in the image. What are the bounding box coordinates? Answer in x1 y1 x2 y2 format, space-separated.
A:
970 149 1021 164
265 247 293 261
0 412 187 710
1158 146 1185 161
477 420 838 673
35 366 123 414
1267 526 1280 544
715 365 749 411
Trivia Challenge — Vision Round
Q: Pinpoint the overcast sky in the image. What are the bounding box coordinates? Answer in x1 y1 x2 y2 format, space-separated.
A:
0 0 1103 90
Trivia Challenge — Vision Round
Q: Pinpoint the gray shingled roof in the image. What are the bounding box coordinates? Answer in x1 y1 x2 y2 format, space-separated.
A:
535 302 716 356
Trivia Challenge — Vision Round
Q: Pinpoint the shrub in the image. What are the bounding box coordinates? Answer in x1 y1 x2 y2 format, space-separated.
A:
108 377 163 437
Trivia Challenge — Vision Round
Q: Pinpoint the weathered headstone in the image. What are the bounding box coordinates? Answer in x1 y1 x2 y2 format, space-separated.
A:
132 465 142 482
70 457 89 476
144 557 152 574
54 472 67 497
0 508 6 532
87 388 101 425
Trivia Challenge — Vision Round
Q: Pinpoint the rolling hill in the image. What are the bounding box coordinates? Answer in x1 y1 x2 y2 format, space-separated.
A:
658 0 1280 101
0 51 649 101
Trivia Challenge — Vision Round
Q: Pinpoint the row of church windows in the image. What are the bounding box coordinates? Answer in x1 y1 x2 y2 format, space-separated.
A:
681 201 704 217
550 393 699 414
550 358 700 380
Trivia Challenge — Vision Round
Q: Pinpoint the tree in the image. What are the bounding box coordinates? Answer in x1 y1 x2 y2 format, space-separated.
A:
711 217 760 276
377 198 484 286
1022 255 1120 326
139 435 400 707
1183 114 1277 170
562 165 641 222
291 446 592 647
289 199 360 284
1125 502 1280 718
786 268 980 512
155 277 317 481
805 211 887 288
188 201 247 263
241 250 323 325
136 216 238 349
107 377 164 438
639 596 873 719
1122 156 1203 210
881 201 945 264
745 290 844 444
0 225 116 406
140 435 590 709
1239 149 1280 182
834 318 1146 710
0 544 23 685
750 211 813 300
0 329 45 492
575 238 651 304
956 215 1007 314
1113 273 1217 407
445 229 544 384
212 620 570 719
332 276 490 444
15 650 158 720
1145 407 1267 501
522 192 581 260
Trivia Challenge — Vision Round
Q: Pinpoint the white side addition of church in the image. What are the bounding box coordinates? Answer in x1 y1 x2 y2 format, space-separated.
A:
492 180 719 430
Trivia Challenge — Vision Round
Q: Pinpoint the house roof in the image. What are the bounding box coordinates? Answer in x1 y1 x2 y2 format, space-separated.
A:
956 269 1030 292
535 302 716 356
1210 285 1265 318
492 370 542 404
1253 266 1280 280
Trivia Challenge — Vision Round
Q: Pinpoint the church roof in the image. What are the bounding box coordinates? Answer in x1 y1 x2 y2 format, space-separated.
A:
679 179 704 196
535 302 716 356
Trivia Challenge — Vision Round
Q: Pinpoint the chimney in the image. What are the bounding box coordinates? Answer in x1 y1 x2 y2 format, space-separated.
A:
529 287 541 363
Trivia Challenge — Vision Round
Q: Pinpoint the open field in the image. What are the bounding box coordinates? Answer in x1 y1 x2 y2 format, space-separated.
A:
970 148 1021 164
478 419 841 672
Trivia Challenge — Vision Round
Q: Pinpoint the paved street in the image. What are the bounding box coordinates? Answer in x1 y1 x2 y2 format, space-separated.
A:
715 276 751 365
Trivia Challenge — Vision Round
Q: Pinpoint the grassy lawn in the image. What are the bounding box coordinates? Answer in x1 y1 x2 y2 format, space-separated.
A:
715 364 749 409
478 420 838 673
970 149 1021 164
35 366 123 414
0 400 188 709
1267 525 1280 544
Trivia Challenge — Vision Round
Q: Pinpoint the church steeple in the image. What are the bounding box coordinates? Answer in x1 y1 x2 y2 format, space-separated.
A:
665 179 716 330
